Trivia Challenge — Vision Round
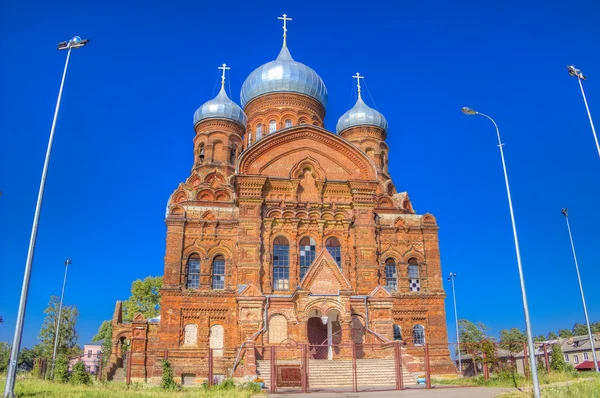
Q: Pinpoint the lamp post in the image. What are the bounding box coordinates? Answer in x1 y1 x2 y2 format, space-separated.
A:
3 36 89 398
561 208 599 372
50 258 72 379
447 273 462 373
461 107 541 398
567 66 600 159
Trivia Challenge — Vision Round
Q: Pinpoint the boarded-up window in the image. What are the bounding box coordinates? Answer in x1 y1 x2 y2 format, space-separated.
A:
183 324 197 346
269 314 288 344
209 325 224 357
351 315 365 344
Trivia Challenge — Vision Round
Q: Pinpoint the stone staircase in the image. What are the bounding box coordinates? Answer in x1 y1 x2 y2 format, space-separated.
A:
256 359 417 390
110 368 126 382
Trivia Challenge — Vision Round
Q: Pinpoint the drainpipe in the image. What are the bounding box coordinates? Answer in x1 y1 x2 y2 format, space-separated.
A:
231 296 270 377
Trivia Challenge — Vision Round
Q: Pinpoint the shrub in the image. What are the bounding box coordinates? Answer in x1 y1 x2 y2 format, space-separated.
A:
160 359 180 391
70 360 90 385
550 343 566 372
53 355 69 383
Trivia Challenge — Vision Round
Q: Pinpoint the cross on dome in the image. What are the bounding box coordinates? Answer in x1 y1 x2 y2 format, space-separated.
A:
277 13 292 46
352 72 364 98
218 63 230 90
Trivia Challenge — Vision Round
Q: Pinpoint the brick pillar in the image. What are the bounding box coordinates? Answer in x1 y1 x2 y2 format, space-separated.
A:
244 341 257 377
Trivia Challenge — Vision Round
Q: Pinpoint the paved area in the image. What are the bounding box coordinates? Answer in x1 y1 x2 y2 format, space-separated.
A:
267 386 518 397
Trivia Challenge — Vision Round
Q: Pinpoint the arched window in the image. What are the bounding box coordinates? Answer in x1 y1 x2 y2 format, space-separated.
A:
325 237 341 268
186 255 200 289
299 237 316 279
408 258 420 292
256 124 263 141
385 258 397 290
269 120 277 133
229 147 236 164
209 325 224 357
198 144 205 164
183 324 197 346
285 119 292 128
413 324 425 346
268 314 288 344
393 325 402 341
273 236 289 290
212 255 225 290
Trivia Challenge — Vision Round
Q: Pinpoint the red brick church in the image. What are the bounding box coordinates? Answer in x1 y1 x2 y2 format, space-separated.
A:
108 15 454 385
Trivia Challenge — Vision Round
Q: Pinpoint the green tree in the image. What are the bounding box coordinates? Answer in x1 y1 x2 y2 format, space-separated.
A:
92 320 113 369
591 322 600 334
0 342 10 374
458 319 493 344
38 296 80 360
572 323 588 336
533 335 546 342
71 360 90 385
550 343 566 372
122 276 163 321
160 359 180 390
499 328 528 352
558 329 574 338
53 354 69 383
547 332 559 340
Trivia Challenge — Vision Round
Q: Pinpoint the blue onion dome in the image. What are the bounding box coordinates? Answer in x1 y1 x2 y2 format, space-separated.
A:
193 87 247 128
240 46 328 108
336 96 388 134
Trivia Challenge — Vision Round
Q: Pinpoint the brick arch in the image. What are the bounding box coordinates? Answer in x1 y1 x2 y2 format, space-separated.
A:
207 246 233 259
401 250 425 263
182 246 208 259
237 126 377 181
289 156 326 180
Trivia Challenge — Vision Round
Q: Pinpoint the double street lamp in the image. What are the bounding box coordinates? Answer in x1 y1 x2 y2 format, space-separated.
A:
461 107 541 398
567 65 600 159
50 258 72 379
3 36 89 398
447 273 462 373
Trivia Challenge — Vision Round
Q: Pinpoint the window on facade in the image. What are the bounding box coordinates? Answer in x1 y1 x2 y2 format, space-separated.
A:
256 124 263 141
273 236 290 290
574 355 579 364
187 255 200 289
408 258 421 292
285 119 292 128
393 325 402 341
198 144 205 164
299 237 316 280
209 325 224 357
212 255 225 290
564 354 569 362
229 147 236 164
87 350 91 358
183 324 198 346
269 120 277 133
584 352 589 361
325 237 341 268
385 258 397 290
413 324 425 346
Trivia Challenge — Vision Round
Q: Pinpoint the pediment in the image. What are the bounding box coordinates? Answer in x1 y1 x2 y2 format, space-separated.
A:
300 249 352 294
237 126 377 181
132 313 146 322
370 285 392 298
238 282 262 297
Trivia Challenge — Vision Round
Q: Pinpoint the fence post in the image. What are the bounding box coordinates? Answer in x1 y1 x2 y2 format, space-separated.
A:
352 344 357 392
522 342 529 378
424 343 431 389
301 343 307 393
270 346 276 394
482 351 489 380
543 343 550 372
208 348 213 388
126 351 132 386
395 341 404 390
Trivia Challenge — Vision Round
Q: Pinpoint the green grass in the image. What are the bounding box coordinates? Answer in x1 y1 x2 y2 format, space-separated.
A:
433 370 599 389
0 375 263 398
502 376 600 397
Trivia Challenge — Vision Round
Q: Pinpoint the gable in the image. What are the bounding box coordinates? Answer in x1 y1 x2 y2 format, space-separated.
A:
300 248 352 294
238 126 377 181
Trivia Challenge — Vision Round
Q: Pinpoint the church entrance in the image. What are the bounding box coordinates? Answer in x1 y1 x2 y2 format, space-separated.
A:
307 317 328 359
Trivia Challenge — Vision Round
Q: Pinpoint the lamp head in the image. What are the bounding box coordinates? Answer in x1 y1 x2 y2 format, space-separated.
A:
320 316 328 325
561 208 568 217
461 107 478 115
567 65 586 80
57 36 89 51
65 258 72 266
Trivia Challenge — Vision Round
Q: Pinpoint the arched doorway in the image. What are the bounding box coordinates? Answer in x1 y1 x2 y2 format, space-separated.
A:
307 308 342 360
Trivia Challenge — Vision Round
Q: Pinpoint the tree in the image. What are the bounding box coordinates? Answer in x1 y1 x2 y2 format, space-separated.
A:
122 276 163 321
572 323 588 336
71 360 90 385
38 296 79 360
160 359 179 390
550 343 566 372
92 320 113 368
53 354 69 382
499 328 528 352
558 329 574 338
0 342 10 374
458 319 493 345
533 335 546 342
592 322 600 334
546 332 558 340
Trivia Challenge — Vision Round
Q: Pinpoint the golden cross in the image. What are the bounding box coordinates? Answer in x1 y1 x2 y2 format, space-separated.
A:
277 14 292 46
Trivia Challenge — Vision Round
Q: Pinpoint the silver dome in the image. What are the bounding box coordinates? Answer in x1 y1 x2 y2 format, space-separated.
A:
194 87 247 127
336 96 388 134
240 46 328 108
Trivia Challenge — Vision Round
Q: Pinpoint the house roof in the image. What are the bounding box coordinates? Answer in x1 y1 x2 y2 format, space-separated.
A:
575 361 596 370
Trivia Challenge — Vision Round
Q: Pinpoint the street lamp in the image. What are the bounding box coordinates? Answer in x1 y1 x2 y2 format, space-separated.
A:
50 258 72 379
567 65 600 158
561 208 599 372
447 273 462 373
3 36 89 398
461 107 541 398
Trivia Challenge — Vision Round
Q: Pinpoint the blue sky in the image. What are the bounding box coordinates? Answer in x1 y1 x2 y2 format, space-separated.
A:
1 0 599 349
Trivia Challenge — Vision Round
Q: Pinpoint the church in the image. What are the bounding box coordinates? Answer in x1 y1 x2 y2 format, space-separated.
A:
108 14 454 385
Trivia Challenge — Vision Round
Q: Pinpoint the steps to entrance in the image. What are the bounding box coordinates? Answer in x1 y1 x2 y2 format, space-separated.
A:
256 359 417 390
111 368 126 382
